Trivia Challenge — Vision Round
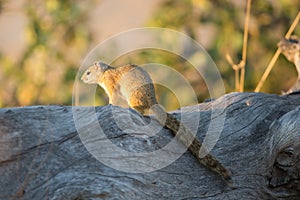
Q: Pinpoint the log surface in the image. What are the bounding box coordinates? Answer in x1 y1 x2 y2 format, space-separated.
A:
0 92 299 200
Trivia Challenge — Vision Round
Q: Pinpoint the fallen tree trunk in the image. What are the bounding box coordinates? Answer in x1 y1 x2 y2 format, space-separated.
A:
0 92 299 199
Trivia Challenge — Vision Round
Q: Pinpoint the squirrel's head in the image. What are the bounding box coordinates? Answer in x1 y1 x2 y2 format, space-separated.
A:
278 36 300 63
81 61 111 84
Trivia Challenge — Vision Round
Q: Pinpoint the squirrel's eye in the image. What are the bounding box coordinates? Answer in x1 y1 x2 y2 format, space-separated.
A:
292 44 298 50
86 71 91 75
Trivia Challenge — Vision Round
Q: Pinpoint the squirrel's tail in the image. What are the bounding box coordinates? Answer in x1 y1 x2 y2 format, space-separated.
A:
151 104 232 185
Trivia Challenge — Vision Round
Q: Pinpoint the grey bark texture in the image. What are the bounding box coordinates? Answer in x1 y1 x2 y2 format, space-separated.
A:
0 92 299 200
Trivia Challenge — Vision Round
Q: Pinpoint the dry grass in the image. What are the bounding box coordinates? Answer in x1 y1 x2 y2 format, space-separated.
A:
226 0 251 92
226 1 300 93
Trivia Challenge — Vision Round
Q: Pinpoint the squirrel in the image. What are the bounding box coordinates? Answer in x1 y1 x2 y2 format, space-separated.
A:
277 36 300 94
81 61 232 184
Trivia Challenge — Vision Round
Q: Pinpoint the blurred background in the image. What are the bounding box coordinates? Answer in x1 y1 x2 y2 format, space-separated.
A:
0 0 299 108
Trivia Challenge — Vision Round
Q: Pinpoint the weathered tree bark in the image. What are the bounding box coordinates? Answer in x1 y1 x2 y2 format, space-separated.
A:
0 92 299 200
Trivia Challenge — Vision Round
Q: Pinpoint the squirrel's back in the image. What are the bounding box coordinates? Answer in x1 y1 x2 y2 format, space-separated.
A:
102 64 158 113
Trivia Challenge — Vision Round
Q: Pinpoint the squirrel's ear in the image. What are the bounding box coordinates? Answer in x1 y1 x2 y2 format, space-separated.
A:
95 61 110 71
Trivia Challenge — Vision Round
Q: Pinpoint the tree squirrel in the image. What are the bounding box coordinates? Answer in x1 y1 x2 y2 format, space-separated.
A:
277 36 300 93
81 61 232 184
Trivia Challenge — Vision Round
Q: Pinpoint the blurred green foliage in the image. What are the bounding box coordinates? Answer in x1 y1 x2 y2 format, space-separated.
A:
0 0 94 107
0 0 299 108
